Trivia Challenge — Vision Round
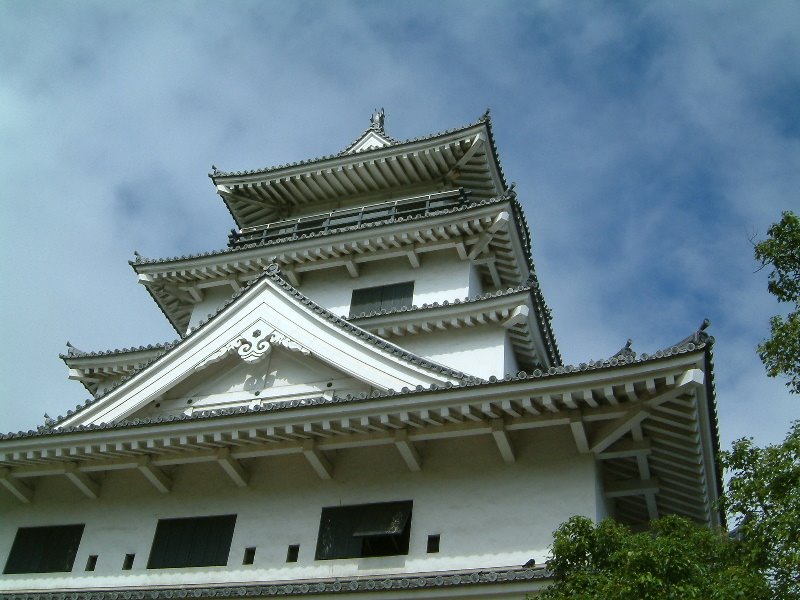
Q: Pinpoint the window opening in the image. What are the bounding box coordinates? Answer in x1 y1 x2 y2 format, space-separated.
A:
286 544 299 563
122 554 135 570
349 282 414 317
315 501 412 560
3 524 85 574
147 515 236 569
85 555 98 571
427 534 440 553
242 547 256 565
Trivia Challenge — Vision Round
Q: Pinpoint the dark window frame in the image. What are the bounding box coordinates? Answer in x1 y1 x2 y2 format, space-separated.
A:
3 524 85 574
315 501 412 561
147 515 236 569
349 282 414 317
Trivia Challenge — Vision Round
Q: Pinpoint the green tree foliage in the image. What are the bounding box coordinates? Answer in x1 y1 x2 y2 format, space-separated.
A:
536 515 771 600
754 210 800 393
719 422 800 599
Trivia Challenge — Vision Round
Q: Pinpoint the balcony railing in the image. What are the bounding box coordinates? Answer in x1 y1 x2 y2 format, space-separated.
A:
228 189 471 248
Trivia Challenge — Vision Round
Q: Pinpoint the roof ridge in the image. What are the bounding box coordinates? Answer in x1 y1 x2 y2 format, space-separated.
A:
2 335 711 440
130 195 511 266
209 113 492 180
61 340 178 360
349 283 534 319
52 265 472 429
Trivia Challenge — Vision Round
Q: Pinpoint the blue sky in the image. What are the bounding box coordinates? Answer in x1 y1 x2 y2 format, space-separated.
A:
1 1 798 448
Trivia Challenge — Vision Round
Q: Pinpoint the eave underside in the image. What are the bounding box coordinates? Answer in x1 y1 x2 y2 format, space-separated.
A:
135 201 530 335
1 355 720 528
214 128 503 229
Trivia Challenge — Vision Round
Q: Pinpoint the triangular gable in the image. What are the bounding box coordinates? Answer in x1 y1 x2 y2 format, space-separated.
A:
58 266 466 428
343 127 394 154
126 347 370 421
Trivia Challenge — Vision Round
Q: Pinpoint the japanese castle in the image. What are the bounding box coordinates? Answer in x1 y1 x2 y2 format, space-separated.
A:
0 111 722 599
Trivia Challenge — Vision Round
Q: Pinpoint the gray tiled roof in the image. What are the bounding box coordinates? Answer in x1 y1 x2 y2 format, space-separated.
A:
2 336 713 440
130 194 513 266
340 123 401 154
41 265 472 431
60 341 177 360
0 565 549 600
209 111 504 184
127 190 561 364
348 282 534 319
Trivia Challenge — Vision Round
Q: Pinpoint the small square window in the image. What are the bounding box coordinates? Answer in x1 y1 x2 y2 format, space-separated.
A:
85 555 98 571
286 544 299 563
315 501 412 560
122 554 135 570
242 547 256 565
427 534 440 553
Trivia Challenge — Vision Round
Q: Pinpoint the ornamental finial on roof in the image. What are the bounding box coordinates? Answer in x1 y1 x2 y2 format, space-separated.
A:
611 339 636 360
370 107 385 131
481 107 491 121
503 182 517 199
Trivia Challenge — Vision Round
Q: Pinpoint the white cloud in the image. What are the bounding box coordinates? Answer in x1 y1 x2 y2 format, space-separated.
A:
0 1 797 447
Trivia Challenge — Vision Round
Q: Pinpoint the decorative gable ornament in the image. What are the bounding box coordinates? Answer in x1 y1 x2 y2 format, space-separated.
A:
221 324 310 365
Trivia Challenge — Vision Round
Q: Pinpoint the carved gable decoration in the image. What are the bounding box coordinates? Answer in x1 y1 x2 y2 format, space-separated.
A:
207 322 310 366
57 269 463 428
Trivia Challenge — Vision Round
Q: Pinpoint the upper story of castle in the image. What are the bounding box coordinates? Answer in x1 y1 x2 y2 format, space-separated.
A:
212 108 506 231
64 112 561 400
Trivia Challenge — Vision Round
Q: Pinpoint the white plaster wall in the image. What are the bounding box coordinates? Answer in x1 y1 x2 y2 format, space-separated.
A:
298 253 472 317
189 286 238 330
0 427 600 591
399 327 512 380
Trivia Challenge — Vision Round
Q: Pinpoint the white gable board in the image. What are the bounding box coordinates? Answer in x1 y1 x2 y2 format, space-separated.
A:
344 129 393 154
129 348 370 420
58 270 465 428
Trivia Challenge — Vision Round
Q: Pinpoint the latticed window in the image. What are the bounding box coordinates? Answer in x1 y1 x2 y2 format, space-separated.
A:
315 500 412 560
3 524 85 574
349 282 414 317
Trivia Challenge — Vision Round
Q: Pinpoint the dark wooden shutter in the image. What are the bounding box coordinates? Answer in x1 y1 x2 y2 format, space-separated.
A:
315 501 412 560
147 515 236 569
350 286 384 316
3 524 84 574
350 282 414 317
379 282 414 312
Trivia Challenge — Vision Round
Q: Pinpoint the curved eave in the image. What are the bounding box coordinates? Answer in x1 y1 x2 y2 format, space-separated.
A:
3 342 720 526
212 121 506 229
351 286 554 371
62 347 170 397
134 199 531 334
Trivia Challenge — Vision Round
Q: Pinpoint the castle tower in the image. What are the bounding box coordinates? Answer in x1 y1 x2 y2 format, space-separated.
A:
1 113 721 598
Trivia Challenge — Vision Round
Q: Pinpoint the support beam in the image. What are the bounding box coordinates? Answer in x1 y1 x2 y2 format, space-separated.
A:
605 477 660 498
590 406 651 454
467 212 509 259
406 250 420 269
137 456 171 493
569 414 590 454
344 259 359 278
284 269 301 287
64 463 99 499
217 448 249 487
491 419 515 463
0 469 33 503
597 439 651 460
645 492 660 520
394 430 422 472
302 439 333 479
501 304 529 329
